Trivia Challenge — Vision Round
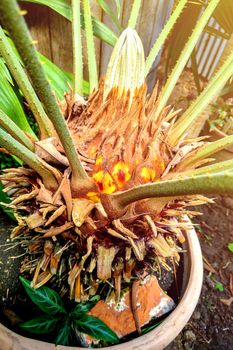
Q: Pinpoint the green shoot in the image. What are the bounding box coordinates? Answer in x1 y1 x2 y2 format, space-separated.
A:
169 50 233 146
145 0 188 76
72 0 83 95
102 171 233 218
178 134 233 170
83 0 98 92
156 0 220 116
128 0 142 29
0 109 34 151
0 27 54 139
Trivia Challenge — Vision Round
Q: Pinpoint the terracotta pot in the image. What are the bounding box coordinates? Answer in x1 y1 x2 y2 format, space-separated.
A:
0 220 203 350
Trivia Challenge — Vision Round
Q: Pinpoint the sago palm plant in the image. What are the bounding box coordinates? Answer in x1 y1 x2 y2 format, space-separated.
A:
0 0 233 345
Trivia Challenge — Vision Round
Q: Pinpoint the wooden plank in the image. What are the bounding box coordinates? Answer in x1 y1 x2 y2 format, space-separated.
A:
48 9 73 73
22 3 52 61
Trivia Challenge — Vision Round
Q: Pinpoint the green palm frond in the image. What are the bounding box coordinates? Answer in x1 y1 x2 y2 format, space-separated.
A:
20 0 118 46
0 66 35 136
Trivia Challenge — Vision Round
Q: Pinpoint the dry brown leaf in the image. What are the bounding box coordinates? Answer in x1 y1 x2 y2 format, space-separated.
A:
11 189 39 205
72 198 94 227
113 220 138 239
220 297 233 307
34 270 53 289
45 205 66 226
107 228 128 241
43 222 74 237
26 212 45 230
35 138 69 166
229 274 233 296
97 246 116 280
203 256 218 274
37 180 54 204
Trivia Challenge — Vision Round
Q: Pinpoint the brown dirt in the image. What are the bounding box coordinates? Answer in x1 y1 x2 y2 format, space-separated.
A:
168 196 233 350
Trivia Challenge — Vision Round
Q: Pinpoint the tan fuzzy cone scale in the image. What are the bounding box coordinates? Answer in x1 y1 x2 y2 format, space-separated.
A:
1 28 210 339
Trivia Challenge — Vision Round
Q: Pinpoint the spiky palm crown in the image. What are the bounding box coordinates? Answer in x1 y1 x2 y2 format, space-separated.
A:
1 30 210 302
0 0 233 305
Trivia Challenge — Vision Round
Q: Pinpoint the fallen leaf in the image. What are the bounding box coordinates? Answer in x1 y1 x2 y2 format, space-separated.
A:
203 256 218 274
229 274 233 296
220 297 233 307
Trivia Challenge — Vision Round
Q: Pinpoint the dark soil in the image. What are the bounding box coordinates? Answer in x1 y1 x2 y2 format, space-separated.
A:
0 196 233 349
168 196 233 350
0 215 24 307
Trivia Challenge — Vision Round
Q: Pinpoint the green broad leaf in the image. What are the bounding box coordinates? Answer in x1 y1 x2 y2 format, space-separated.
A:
115 0 121 18
71 296 100 318
20 314 60 334
0 57 13 84
142 321 162 335
55 317 72 346
21 0 72 19
19 277 66 315
39 53 76 99
74 315 119 343
227 242 233 253
20 0 118 47
214 281 224 292
5 33 88 99
40 53 89 97
97 0 122 32
0 71 34 135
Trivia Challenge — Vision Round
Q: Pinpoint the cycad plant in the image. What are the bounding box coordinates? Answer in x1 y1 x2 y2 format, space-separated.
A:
0 0 233 345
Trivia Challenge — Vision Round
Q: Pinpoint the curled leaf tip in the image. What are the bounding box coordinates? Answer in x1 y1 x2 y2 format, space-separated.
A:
104 27 145 101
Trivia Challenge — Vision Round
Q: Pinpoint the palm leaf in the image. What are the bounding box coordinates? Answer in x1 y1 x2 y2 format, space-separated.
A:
97 0 122 32
0 57 13 83
157 0 220 115
165 1 202 75
39 53 89 98
0 70 35 135
20 0 118 46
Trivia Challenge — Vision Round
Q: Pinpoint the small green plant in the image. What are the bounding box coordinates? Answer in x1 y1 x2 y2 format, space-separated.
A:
208 99 233 134
227 242 233 253
19 277 119 346
214 281 224 292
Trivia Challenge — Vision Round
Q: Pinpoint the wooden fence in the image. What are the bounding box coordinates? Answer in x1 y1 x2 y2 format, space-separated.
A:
21 0 173 86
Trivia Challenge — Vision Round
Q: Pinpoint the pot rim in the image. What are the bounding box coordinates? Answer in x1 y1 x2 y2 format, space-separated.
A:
0 217 203 350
